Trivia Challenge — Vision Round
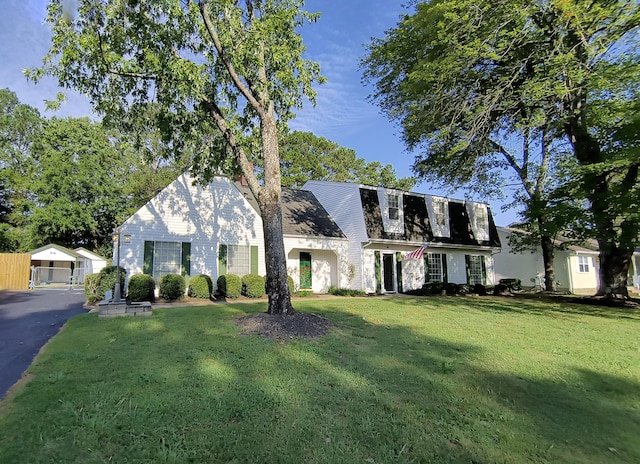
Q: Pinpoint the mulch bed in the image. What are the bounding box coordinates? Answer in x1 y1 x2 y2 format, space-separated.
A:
234 312 331 340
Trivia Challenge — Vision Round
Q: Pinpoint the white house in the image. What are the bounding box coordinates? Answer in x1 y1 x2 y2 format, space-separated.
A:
493 226 604 294
303 181 502 293
114 175 502 294
115 174 349 293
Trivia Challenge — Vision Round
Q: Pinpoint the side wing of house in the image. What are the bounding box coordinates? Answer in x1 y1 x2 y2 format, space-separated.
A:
301 181 370 291
117 174 265 287
304 181 501 294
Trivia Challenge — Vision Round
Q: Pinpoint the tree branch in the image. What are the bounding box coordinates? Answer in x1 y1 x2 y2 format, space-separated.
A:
198 1 264 116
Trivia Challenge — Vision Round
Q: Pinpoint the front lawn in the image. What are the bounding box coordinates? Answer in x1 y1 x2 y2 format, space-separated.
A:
0 296 638 463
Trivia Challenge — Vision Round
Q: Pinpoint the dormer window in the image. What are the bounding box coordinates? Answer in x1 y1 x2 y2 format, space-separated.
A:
428 197 450 238
433 199 447 226
388 193 400 220
470 204 490 242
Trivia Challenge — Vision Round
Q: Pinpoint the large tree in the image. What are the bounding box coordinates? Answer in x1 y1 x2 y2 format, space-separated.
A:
31 0 324 314
0 89 42 251
29 117 125 251
362 0 639 296
276 131 416 190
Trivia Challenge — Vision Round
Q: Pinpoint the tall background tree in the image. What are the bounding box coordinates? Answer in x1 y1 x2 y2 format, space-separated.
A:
31 0 324 314
276 130 415 190
0 89 42 251
362 0 639 296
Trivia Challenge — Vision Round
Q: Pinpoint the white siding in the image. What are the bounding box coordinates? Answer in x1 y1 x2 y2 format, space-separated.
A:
302 181 369 290
284 236 349 293
118 174 265 284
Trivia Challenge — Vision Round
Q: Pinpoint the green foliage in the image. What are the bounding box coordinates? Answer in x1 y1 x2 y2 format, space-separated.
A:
32 0 325 314
276 131 416 190
363 0 640 294
499 278 522 292
217 274 242 299
188 274 213 299
84 266 125 304
127 274 155 302
242 274 265 299
287 275 295 294
83 274 101 304
328 286 366 297
158 274 186 301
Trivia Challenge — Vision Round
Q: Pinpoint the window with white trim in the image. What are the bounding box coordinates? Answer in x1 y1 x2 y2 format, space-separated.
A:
433 200 447 226
426 253 446 282
388 193 400 220
578 255 590 273
153 241 182 279
474 204 489 241
228 245 251 276
467 255 485 285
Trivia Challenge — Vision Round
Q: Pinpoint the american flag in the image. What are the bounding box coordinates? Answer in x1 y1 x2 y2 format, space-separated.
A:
403 245 428 260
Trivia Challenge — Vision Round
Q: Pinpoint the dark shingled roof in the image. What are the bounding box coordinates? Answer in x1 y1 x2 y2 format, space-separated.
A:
359 187 500 247
234 182 346 239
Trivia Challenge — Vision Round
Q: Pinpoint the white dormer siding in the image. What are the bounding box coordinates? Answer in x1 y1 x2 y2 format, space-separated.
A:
467 202 490 242
377 187 405 235
426 196 451 238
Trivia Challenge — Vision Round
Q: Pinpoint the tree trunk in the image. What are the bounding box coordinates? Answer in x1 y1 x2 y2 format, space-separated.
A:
256 112 295 315
539 234 556 292
564 90 633 298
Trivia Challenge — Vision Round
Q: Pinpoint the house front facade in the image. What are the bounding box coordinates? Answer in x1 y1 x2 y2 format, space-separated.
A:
116 174 349 294
115 175 501 295
303 181 502 293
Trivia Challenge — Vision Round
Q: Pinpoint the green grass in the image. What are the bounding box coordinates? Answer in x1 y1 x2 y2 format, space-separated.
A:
1 296 639 463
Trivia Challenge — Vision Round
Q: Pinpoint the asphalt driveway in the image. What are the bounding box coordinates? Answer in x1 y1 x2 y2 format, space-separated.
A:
0 288 88 399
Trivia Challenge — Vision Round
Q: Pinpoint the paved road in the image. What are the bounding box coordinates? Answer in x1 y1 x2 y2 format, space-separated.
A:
0 288 88 399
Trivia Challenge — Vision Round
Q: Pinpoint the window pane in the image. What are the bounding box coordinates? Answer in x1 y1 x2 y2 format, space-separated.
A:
434 201 446 225
427 253 443 282
469 255 484 285
153 241 182 279
388 194 399 220
228 245 250 276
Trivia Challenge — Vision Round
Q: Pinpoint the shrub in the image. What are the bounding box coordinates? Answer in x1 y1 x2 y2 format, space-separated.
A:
84 274 101 304
493 283 509 295
84 266 126 304
328 286 366 297
443 282 461 295
127 274 155 302
422 281 444 295
217 274 241 299
159 274 186 301
242 274 265 298
189 274 213 299
473 283 488 296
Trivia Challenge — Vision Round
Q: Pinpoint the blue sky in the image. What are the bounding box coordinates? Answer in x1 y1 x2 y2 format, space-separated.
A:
0 0 518 226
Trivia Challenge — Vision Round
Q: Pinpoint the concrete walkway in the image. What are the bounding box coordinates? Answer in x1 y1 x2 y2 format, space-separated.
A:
0 288 87 400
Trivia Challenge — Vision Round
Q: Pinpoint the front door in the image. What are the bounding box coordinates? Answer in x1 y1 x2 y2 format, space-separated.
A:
383 253 395 292
300 252 312 289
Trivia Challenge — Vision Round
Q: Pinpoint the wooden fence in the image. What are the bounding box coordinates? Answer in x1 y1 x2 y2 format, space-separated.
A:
0 253 31 290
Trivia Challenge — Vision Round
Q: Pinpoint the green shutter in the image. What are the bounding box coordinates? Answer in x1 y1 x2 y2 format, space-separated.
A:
442 253 448 283
250 246 259 275
143 241 154 275
218 244 227 276
465 255 471 284
424 253 430 283
396 252 403 293
181 242 191 277
481 256 487 285
374 251 382 294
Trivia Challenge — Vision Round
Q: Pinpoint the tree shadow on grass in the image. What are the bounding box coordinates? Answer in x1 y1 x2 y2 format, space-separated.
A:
1 302 638 464
391 294 640 321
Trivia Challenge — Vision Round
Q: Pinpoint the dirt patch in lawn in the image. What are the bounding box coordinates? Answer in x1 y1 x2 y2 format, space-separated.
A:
234 312 331 340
